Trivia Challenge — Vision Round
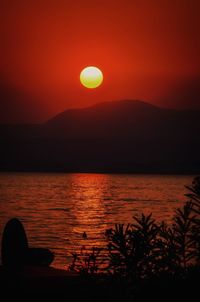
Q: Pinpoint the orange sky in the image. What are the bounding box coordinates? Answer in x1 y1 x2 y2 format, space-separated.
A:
1 0 200 123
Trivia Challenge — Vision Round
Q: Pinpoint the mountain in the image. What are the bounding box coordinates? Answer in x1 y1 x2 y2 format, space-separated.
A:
46 100 162 139
46 99 200 140
0 100 200 173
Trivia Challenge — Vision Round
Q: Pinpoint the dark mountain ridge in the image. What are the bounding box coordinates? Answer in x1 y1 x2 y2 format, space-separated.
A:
1 99 200 139
0 100 200 173
45 99 200 140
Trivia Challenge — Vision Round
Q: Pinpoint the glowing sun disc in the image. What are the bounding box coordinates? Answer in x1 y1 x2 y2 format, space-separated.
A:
80 66 103 89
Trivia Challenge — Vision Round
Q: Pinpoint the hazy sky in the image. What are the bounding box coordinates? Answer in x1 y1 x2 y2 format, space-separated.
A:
1 0 200 123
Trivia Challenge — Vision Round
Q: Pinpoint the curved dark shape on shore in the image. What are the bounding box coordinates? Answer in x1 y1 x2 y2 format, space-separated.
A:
1 218 54 269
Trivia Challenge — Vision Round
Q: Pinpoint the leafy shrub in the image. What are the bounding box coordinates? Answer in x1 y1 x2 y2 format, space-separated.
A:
68 246 103 275
69 177 200 280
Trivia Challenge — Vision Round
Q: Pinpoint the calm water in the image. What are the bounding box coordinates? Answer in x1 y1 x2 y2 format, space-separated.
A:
0 173 194 269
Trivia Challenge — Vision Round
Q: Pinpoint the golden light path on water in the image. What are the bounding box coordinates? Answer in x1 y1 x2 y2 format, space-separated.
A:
0 173 194 269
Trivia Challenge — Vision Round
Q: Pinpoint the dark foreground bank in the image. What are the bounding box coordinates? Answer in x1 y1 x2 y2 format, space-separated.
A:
0 266 127 301
1 265 200 302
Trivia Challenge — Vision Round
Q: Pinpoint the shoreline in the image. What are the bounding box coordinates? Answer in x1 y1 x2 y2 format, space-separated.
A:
1 264 200 301
0 265 128 301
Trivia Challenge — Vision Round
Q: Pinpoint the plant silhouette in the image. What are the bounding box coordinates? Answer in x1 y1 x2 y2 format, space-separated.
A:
186 176 200 264
68 176 200 302
68 246 103 275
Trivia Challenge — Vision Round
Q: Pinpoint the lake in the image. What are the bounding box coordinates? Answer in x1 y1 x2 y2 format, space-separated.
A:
0 173 194 269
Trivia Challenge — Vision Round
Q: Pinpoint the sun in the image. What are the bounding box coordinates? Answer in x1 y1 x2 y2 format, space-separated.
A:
80 66 103 89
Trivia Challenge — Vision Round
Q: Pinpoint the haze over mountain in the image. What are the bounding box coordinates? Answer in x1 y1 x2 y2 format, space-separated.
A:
0 100 200 173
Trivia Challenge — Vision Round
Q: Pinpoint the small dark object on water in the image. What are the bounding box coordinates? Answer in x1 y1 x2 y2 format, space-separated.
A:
1 218 54 269
82 231 87 239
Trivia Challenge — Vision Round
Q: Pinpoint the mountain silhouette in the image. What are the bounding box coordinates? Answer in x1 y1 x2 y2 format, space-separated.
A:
0 100 200 173
46 100 161 139
46 99 200 140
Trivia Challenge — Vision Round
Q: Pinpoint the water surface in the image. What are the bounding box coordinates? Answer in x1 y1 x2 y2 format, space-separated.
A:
0 173 193 269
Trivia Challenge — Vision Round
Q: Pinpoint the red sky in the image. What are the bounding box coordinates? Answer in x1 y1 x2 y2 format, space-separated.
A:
1 0 200 123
